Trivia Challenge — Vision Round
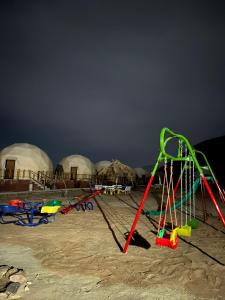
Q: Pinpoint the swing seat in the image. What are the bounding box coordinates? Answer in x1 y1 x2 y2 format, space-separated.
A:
155 229 178 250
0 205 22 214
177 224 192 237
41 205 61 214
187 218 199 229
46 199 61 206
8 199 25 208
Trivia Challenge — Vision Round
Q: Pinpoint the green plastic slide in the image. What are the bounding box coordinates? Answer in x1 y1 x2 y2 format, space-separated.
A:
145 176 213 216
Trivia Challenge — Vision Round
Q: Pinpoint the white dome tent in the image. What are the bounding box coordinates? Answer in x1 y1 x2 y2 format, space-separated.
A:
134 167 146 179
95 160 111 173
59 154 96 181
134 167 147 185
0 143 53 180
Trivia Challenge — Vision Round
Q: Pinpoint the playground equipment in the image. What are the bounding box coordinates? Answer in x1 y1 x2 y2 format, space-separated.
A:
0 199 62 226
61 190 101 214
154 159 180 248
41 199 62 214
8 199 25 208
123 128 225 253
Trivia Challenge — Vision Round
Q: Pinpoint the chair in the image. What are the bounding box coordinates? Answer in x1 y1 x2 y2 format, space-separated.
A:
120 186 132 194
94 185 103 191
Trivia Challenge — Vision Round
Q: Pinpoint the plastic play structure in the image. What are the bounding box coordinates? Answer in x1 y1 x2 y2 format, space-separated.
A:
61 190 101 214
145 176 214 217
123 127 225 253
0 199 62 226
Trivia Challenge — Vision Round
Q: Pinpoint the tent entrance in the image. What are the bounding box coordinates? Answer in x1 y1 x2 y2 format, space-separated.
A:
70 167 78 180
4 160 15 179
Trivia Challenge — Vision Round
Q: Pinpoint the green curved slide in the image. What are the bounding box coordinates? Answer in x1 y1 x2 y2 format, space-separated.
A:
144 176 213 217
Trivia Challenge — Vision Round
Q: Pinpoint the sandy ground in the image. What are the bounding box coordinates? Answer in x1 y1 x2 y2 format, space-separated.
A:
0 189 225 300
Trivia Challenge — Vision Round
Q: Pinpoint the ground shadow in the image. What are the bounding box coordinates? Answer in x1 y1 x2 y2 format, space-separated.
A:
94 197 123 252
115 195 139 211
149 219 225 266
129 193 141 208
179 236 225 266
195 215 225 235
124 230 151 249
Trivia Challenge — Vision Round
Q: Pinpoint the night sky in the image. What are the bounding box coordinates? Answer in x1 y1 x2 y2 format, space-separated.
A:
1 1 225 168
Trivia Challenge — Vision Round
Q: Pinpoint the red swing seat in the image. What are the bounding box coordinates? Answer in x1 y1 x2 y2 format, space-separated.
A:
155 229 178 250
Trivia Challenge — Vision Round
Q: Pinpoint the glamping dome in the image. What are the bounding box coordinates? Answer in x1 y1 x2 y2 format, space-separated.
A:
95 160 111 173
59 154 96 180
134 167 146 178
0 143 53 179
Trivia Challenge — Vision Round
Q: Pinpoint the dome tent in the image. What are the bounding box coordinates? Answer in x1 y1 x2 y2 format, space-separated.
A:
97 159 136 184
134 167 146 178
59 154 96 181
0 143 53 180
95 160 111 173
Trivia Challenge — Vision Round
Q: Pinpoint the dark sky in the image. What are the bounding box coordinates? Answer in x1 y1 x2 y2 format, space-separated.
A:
1 0 225 168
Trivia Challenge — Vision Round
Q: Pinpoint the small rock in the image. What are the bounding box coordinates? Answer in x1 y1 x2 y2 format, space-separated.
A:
0 266 10 278
24 285 29 292
5 267 19 278
9 274 27 284
6 282 21 295
8 283 27 299
0 278 10 292
26 281 32 285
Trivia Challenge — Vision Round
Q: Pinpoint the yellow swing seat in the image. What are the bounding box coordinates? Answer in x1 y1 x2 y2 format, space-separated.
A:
170 227 179 246
176 224 192 237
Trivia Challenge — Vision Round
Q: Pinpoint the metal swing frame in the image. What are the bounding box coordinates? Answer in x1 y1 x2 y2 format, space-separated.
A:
154 159 179 249
123 127 225 253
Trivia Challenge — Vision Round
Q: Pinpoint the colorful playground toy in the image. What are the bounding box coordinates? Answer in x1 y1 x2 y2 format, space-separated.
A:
176 224 191 237
154 159 179 249
61 190 101 214
45 199 62 206
123 127 225 253
8 199 25 208
41 205 61 214
155 228 178 249
0 199 62 226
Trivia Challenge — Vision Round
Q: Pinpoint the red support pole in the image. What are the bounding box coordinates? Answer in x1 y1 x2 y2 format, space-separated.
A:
200 181 207 222
214 180 225 205
122 175 155 253
202 176 225 227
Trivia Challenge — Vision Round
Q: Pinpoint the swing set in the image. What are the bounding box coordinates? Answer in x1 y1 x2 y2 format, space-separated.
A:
123 128 225 253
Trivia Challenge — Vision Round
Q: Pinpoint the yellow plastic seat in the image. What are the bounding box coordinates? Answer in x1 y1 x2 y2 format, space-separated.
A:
41 206 61 214
170 228 179 246
177 224 192 237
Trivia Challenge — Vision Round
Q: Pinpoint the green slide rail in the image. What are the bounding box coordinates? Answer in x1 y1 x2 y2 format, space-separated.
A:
158 128 203 175
145 176 214 216
123 127 225 253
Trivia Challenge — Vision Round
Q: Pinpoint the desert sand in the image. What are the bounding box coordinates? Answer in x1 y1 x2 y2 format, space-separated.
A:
0 188 225 300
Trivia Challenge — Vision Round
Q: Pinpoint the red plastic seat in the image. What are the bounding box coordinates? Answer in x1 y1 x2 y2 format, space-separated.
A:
8 199 25 208
155 232 178 250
